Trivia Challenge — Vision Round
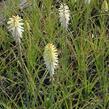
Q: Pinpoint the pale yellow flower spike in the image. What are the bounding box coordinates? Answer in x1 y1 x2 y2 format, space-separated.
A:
101 0 108 12
44 43 58 77
7 15 24 43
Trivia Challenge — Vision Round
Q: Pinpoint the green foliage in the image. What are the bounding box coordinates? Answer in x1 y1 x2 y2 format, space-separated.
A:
1 0 109 108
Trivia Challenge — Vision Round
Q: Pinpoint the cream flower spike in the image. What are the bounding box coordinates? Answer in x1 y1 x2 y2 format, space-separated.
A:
7 15 24 43
59 3 70 30
44 43 58 77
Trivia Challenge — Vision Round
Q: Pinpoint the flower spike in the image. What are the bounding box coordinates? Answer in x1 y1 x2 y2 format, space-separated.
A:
59 3 70 30
43 43 58 77
7 15 24 43
101 0 108 12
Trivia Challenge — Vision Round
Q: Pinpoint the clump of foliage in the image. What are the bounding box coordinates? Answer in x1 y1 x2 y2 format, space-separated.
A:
1 0 109 109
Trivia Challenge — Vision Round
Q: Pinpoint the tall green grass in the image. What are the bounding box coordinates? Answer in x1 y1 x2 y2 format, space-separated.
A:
0 0 109 108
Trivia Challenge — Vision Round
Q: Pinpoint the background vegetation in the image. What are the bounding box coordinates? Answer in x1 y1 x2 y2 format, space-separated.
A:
0 0 109 109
